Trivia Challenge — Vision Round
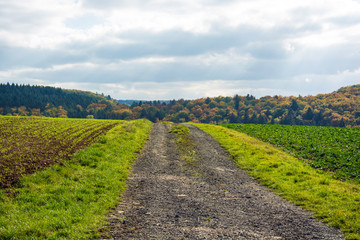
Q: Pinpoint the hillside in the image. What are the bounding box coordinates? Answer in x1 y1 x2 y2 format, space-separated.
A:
0 83 115 118
125 84 360 126
1 83 359 126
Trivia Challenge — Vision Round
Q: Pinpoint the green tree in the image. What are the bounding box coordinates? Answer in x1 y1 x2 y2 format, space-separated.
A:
234 94 241 110
304 107 314 121
290 99 299 111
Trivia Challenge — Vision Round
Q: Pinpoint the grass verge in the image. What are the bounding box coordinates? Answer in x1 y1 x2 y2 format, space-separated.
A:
0 119 152 239
191 123 360 240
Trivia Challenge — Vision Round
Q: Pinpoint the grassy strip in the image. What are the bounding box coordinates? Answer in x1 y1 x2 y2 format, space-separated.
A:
0 119 152 239
191 123 360 240
169 124 197 166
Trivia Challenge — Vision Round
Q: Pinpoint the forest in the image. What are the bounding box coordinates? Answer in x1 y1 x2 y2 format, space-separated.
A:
0 83 114 118
1 83 360 127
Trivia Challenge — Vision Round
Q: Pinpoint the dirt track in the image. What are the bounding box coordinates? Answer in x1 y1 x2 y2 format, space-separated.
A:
101 123 343 239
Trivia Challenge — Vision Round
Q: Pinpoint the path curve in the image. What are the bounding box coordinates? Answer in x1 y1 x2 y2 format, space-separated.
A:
101 123 343 239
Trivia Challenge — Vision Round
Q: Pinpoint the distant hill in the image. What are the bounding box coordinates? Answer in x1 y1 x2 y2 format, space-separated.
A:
1 83 359 126
122 84 360 126
118 100 140 105
118 100 171 105
0 83 115 118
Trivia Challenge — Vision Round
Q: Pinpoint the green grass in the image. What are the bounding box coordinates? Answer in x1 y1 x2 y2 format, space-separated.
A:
192 123 360 240
0 119 152 239
169 123 190 135
219 123 360 182
169 124 197 166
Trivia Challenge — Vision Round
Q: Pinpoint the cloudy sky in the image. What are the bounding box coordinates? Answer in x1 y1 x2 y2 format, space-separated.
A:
1 0 360 100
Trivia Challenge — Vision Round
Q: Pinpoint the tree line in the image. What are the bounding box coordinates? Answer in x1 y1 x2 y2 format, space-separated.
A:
0 83 114 118
1 83 359 127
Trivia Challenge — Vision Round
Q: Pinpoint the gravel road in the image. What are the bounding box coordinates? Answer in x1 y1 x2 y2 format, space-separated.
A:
101 123 343 239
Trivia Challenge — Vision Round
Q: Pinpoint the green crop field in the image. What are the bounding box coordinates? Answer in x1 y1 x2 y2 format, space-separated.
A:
220 123 360 182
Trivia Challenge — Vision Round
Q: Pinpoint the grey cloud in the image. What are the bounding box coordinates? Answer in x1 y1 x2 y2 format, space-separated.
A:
81 0 148 8
0 22 317 69
77 26 292 61
0 2 54 32
81 0 186 10
328 15 360 26
90 21 327 61
65 13 103 29
244 44 360 81
4 25 358 84
52 27 261 62
289 44 360 75
0 46 88 70
290 6 327 21
245 41 288 60
81 0 237 10
11 55 249 84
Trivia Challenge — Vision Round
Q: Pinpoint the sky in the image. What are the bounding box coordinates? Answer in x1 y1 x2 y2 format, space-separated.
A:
1 0 360 100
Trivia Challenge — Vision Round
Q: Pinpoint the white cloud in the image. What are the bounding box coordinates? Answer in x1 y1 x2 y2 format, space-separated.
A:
2 0 358 48
1 0 360 99
291 23 360 48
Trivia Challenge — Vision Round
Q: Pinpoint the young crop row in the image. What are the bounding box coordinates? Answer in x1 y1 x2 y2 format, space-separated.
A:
0 116 119 188
220 123 360 182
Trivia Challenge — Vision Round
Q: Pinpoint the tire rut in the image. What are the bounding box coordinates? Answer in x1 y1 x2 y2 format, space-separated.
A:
101 123 343 240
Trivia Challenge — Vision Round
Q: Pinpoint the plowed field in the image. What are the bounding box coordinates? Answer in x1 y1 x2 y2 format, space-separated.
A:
0 116 118 188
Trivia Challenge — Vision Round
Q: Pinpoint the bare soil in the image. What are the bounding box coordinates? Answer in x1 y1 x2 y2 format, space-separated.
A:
101 123 343 239
0 122 117 188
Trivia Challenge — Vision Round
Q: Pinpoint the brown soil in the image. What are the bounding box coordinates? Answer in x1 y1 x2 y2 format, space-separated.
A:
101 123 343 239
0 123 117 188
